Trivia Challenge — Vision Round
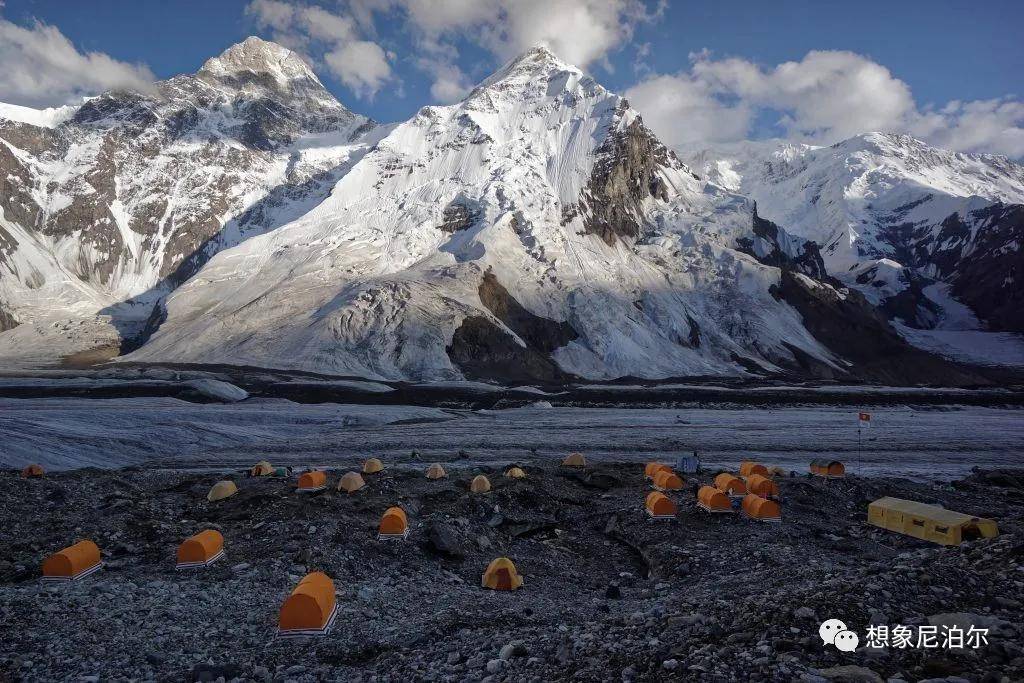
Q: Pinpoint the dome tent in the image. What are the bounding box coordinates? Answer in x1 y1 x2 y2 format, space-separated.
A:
481 557 523 591
714 473 747 497
644 462 671 479
562 452 586 467
363 457 385 474
652 470 684 491
645 491 677 520
471 475 491 493
697 486 732 513
176 530 225 569
250 460 274 477
42 540 102 582
741 494 782 522
504 466 527 479
378 506 409 539
338 471 366 493
297 469 328 492
21 463 44 478
745 474 779 499
739 461 769 478
810 460 845 478
426 463 447 479
207 480 238 502
278 572 338 637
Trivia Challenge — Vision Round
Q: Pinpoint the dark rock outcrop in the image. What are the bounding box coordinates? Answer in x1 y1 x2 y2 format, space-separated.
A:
576 103 680 245
771 270 985 386
736 207 828 280
446 271 578 382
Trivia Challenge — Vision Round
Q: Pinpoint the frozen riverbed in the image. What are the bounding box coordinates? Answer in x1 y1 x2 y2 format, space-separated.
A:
1 397 1021 479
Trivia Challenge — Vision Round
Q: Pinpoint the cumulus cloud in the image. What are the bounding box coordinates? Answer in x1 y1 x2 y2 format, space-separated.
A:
357 0 663 104
625 50 1024 157
0 17 155 108
245 0 393 98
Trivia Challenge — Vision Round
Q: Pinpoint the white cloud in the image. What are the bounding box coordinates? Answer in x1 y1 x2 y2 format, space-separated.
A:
626 50 1024 157
245 0 393 99
357 0 662 106
0 18 155 108
325 40 392 98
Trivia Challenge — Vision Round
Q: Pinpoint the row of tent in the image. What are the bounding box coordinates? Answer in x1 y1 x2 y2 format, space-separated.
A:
208 457 551 502
39 535 525 636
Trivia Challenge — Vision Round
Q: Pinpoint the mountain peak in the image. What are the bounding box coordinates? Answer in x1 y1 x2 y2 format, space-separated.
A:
200 36 321 86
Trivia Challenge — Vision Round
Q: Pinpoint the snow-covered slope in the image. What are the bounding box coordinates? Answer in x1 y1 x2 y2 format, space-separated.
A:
685 134 1024 336
0 37 380 361
126 47 958 383
0 41 993 382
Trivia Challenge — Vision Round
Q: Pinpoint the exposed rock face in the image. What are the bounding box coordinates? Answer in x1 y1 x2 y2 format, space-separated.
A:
737 208 827 280
0 303 18 332
439 201 480 233
928 204 1023 332
446 271 578 383
772 271 984 386
578 103 678 245
0 36 376 335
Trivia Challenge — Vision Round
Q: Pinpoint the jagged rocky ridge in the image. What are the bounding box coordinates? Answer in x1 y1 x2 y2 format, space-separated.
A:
0 41 1011 383
686 135 1024 341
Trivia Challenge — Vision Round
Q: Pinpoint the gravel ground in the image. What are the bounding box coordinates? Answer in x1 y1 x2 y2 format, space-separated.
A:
0 461 1021 682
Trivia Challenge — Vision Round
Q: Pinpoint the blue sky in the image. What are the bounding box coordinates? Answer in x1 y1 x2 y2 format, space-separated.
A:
2 0 1023 155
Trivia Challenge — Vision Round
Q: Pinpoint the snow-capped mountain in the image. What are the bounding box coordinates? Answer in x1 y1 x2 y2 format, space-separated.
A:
0 40 1007 382
0 37 380 359
685 134 1024 341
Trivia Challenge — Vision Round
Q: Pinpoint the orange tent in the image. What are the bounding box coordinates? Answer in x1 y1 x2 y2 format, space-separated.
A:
741 494 782 522
481 557 523 591
562 452 586 467
810 460 845 478
250 460 274 477
363 457 385 474
697 485 732 513
278 572 337 637
505 466 527 479
378 506 409 539
207 480 238 502
645 491 677 519
739 461 769 477
338 471 365 493
745 474 779 499
176 530 225 569
21 464 44 478
41 540 102 582
471 475 491 493
652 470 684 491
297 470 328 492
714 473 747 497
426 463 447 480
644 462 672 479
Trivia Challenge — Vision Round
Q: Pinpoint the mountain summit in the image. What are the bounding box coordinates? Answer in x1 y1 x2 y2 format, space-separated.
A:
0 43 1018 382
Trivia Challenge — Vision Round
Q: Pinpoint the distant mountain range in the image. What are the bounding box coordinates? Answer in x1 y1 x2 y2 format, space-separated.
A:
1 37 1021 384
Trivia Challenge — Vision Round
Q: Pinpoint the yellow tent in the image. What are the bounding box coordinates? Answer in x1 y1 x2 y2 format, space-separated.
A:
337 471 365 493
481 557 523 590
207 480 238 502
471 475 491 493
505 466 527 479
562 452 586 467
868 497 998 546
426 463 447 480
363 458 385 474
